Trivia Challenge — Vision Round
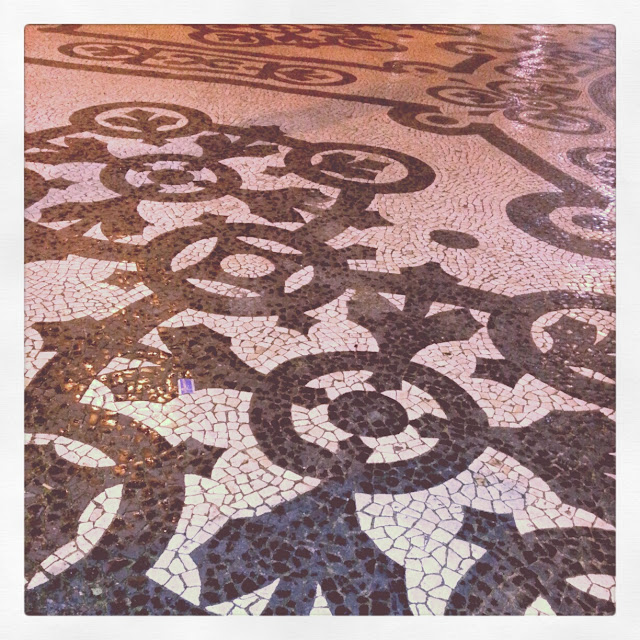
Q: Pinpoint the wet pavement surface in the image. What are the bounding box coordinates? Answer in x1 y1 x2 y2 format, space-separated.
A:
24 24 615 615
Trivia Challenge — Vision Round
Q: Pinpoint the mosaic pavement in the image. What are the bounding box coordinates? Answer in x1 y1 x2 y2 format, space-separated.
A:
24 24 616 615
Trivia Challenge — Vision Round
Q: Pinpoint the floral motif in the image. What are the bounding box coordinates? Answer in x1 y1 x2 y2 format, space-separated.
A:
25 23 615 616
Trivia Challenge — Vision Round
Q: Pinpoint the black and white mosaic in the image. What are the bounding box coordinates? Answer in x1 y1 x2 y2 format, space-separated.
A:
25 24 615 615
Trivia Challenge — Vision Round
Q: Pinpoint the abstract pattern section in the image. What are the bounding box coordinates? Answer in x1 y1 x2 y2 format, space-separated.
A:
25 24 615 615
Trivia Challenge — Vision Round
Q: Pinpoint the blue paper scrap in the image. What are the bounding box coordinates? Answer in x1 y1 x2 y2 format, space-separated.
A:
178 378 195 395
